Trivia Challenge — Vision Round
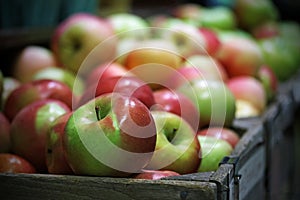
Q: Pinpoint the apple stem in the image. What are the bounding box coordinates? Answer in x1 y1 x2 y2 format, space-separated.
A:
95 106 101 121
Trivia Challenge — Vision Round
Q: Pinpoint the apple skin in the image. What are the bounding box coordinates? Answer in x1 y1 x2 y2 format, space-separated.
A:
1 77 21 110
227 76 266 118
145 111 201 174
197 135 233 172
77 76 155 109
216 37 264 78
198 28 221 56
0 112 10 153
10 99 71 172
3 79 73 121
234 0 279 30
85 62 132 87
46 112 73 174
0 153 36 173
134 169 180 180
13 45 57 83
251 21 280 39
152 89 199 129
51 13 116 75
32 66 84 97
64 93 157 176
197 127 240 148
258 65 278 102
177 79 236 128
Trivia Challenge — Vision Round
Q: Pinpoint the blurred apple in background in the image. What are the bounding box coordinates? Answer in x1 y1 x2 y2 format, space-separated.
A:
32 67 84 97
1 77 20 110
258 65 278 102
251 21 280 39
10 99 71 172
0 112 10 153
197 135 233 172
227 76 266 118
0 153 36 173
3 79 73 121
51 13 116 76
198 127 240 148
77 76 155 109
134 169 180 180
107 13 149 40
64 93 157 176
198 28 221 56
234 0 279 30
46 112 73 174
152 89 199 129
145 111 200 174
13 45 56 83
216 37 264 78
177 79 236 128
86 62 132 87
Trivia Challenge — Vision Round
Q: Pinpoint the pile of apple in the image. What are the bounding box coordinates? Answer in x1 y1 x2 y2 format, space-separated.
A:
1 0 299 180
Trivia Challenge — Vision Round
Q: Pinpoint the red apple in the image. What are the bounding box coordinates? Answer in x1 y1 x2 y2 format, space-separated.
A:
134 169 180 180
3 79 73 121
199 28 221 56
227 76 266 118
216 37 264 78
51 13 116 76
77 76 155 109
152 89 199 129
0 153 36 173
10 99 71 172
0 112 10 153
46 112 73 174
64 93 157 176
258 65 278 102
197 127 240 148
13 46 56 83
86 62 132 87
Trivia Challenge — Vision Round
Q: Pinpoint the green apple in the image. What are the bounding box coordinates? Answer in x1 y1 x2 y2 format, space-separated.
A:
197 6 237 30
32 66 84 96
145 111 201 174
197 135 233 172
177 79 236 128
1 77 20 110
63 93 157 177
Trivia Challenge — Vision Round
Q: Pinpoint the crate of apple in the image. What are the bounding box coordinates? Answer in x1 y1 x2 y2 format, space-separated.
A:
0 1 300 199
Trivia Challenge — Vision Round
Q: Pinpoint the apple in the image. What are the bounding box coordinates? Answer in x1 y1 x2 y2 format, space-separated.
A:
216 37 264 78
257 65 278 102
77 76 155 109
152 89 199 129
183 55 228 82
0 112 10 153
1 77 20 110
198 28 221 56
197 6 237 30
145 111 200 174
51 13 116 76
234 0 279 30
172 3 203 20
177 79 236 128
107 13 149 40
85 62 132 87
3 79 73 121
197 135 233 172
134 169 180 180
12 45 57 83
197 127 240 148
227 76 266 118
258 36 300 81
32 66 84 97
10 99 71 172
251 21 280 39
0 153 36 173
64 93 157 176
158 20 207 58
46 112 73 174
